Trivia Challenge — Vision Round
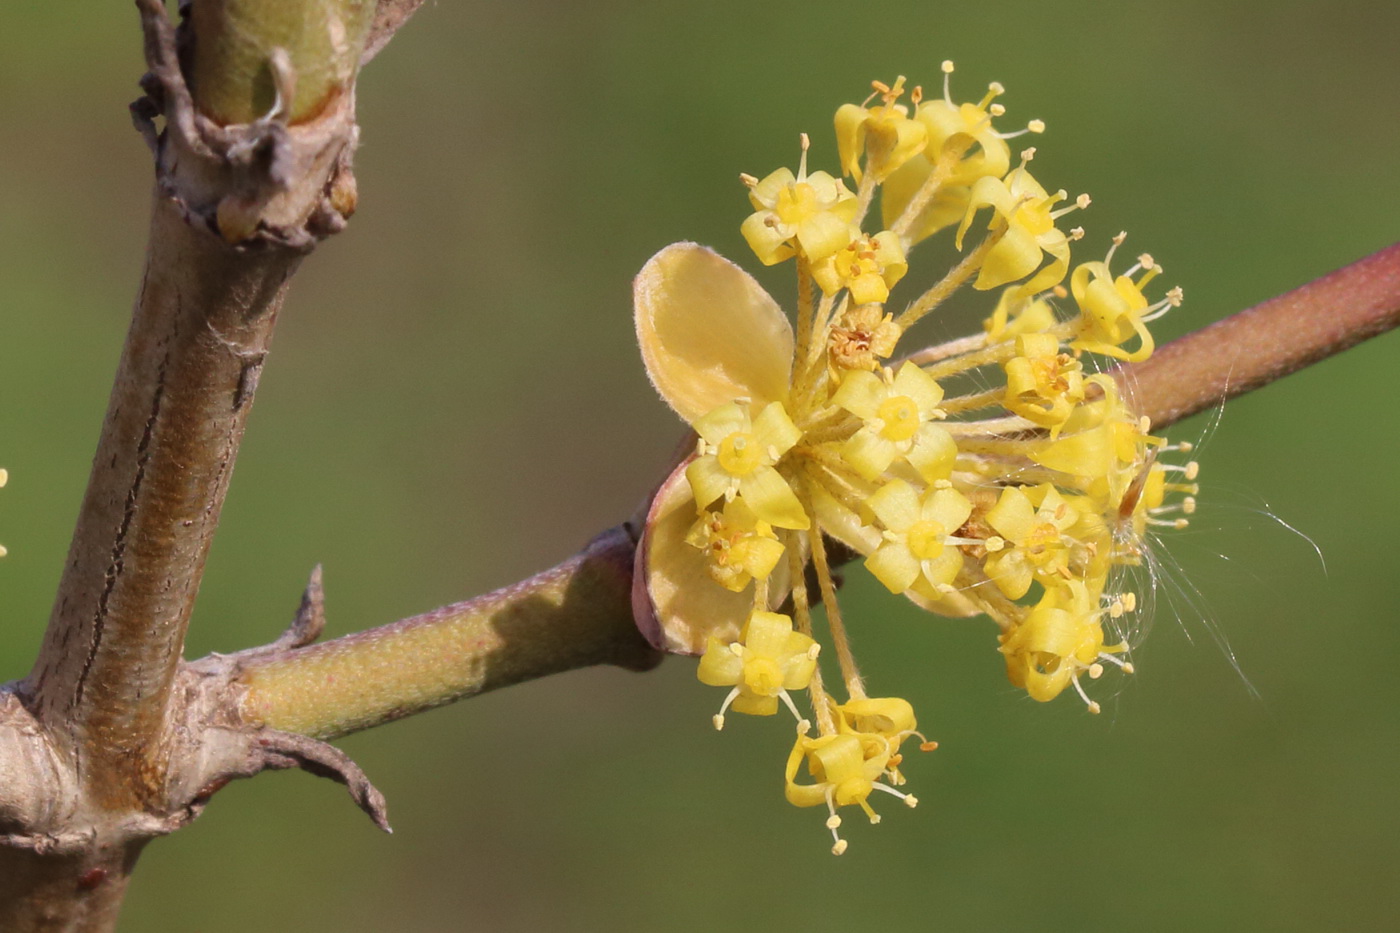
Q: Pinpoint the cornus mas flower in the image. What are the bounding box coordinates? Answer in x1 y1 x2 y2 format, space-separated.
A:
631 65 1198 853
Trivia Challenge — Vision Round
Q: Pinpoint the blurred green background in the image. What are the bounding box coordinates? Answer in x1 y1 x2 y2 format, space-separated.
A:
2 1 1397 930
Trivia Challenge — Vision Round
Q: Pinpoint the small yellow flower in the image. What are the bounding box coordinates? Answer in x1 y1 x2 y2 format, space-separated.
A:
1001 332 1086 434
740 147 858 265
685 497 786 592
998 580 1131 711
811 231 908 304
955 152 1086 296
826 303 902 380
835 76 929 183
698 610 820 728
831 362 955 482
833 696 936 785
1069 234 1181 362
863 479 973 597
784 731 916 854
687 400 809 530
982 484 1080 599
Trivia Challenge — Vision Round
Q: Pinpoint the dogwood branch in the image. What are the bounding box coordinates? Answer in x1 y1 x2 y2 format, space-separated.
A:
227 239 1400 743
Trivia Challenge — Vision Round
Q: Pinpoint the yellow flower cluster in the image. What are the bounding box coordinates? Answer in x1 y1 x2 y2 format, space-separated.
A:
631 65 1196 854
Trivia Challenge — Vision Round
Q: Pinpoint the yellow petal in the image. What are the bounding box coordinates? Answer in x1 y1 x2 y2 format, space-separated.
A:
866 540 920 594
685 456 733 511
919 548 964 588
807 478 883 555
743 610 794 657
906 424 957 482
924 487 972 532
739 467 810 530
751 401 803 456
986 486 1035 541
830 368 885 420
975 224 1043 291
697 638 743 686
985 549 1033 599
891 361 944 414
634 243 794 423
796 212 856 264
842 427 899 482
866 478 919 532
740 211 797 266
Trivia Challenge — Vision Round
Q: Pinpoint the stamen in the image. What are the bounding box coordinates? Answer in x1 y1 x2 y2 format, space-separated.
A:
1105 230 1127 268
998 118 1045 140
1050 193 1090 220
1071 674 1101 714
872 782 918 808
714 686 741 730
825 791 848 855
778 688 808 726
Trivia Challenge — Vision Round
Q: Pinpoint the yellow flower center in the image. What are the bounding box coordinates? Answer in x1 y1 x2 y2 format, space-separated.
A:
742 658 782 696
906 519 947 560
834 777 871 807
1023 521 1062 566
1014 197 1055 236
775 182 818 227
877 395 921 442
718 431 763 475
